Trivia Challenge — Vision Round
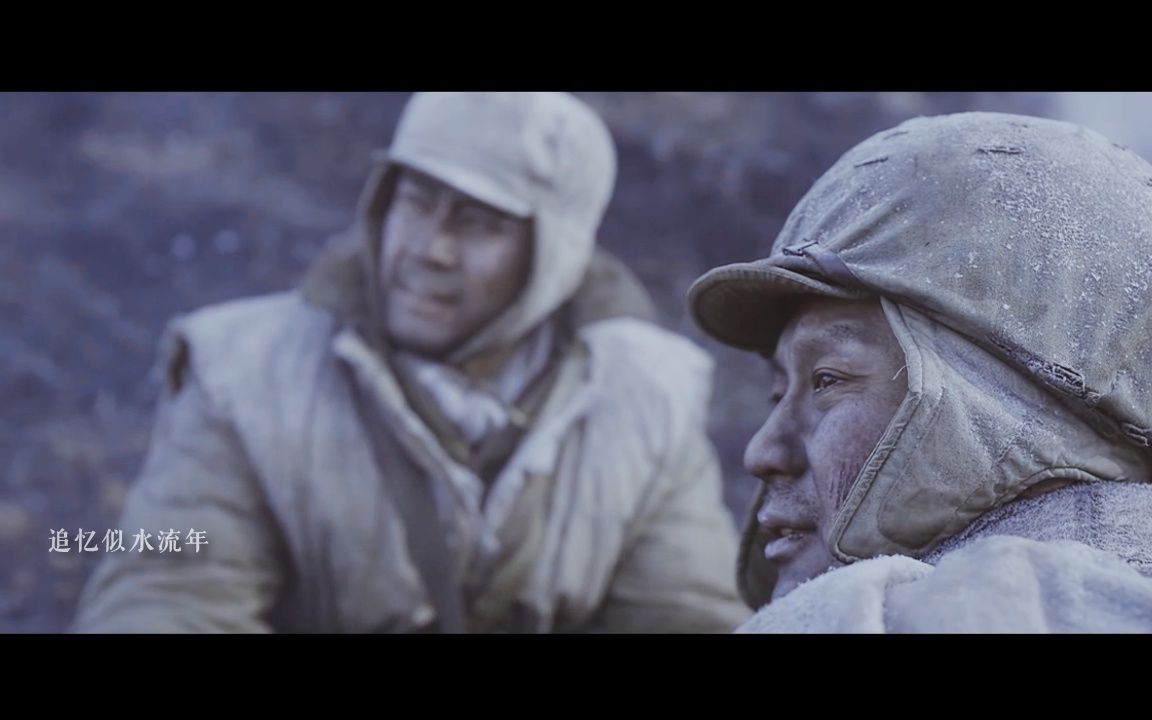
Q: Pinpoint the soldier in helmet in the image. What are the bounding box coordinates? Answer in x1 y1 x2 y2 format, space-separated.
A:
691 112 1152 632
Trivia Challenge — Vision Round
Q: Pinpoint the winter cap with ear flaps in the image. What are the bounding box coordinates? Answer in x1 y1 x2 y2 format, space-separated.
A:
356 92 618 363
690 112 1152 583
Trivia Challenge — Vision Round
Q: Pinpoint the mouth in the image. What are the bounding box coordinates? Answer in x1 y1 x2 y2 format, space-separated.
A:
759 523 817 562
392 281 461 313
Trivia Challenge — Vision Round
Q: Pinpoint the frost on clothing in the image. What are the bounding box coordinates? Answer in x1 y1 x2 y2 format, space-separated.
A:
690 112 1152 572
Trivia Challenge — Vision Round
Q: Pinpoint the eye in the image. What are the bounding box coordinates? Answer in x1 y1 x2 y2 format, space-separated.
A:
812 372 841 393
396 187 435 214
454 208 496 230
453 204 513 235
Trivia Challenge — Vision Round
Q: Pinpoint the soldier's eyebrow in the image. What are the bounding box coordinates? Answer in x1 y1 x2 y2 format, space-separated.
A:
822 321 871 344
783 322 875 369
454 196 521 223
455 197 497 213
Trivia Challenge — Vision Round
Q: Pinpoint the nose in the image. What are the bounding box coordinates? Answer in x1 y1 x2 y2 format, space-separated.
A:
411 201 460 269
424 226 459 268
743 395 806 484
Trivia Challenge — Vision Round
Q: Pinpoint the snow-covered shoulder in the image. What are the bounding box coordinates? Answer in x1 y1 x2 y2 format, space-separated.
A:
735 554 931 633
158 292 334 410
738 534 1152 633
886 535 1152 633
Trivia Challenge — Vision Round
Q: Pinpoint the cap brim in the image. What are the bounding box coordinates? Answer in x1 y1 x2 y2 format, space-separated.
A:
688 260 866 352
382 149 533 219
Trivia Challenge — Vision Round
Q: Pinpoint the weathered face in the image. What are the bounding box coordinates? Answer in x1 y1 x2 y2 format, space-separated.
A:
744 297 908 601
379 167 533 359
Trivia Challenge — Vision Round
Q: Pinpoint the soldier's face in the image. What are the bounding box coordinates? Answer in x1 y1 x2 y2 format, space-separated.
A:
743 297 907 601
379 168 532 359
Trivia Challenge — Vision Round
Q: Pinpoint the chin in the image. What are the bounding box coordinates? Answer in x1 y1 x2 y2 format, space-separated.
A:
770 572 803 602
386 329 454 359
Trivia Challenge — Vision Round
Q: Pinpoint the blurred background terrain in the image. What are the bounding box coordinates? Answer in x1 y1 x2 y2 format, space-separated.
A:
2 91 1146 632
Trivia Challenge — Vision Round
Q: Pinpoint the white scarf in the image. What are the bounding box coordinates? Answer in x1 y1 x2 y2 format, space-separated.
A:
391 321 556 448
